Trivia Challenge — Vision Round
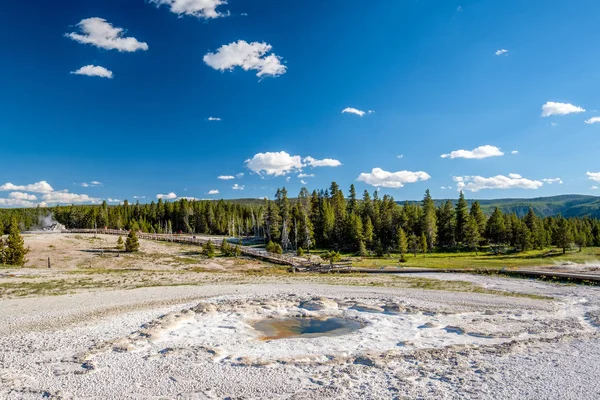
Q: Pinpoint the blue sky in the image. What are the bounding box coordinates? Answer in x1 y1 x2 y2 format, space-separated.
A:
1 0 600 207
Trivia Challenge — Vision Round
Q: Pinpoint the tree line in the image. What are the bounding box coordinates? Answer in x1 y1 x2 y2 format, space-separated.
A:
1 183 599 255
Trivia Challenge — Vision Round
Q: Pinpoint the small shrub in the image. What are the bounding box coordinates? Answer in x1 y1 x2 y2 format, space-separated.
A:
266 241 283 254
125 231 139 252
297 247 305 256
203 240 215 258
116 236 124 250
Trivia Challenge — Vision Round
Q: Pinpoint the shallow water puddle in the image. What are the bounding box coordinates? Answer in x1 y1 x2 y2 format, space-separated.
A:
252 317 362 340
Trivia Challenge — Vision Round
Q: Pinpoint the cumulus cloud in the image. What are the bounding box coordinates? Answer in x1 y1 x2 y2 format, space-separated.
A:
587 171 600 182
66 18 148 52
356 168 431 188
495 49 508 56
218 175 235 180
9 192 37 201
298 173 314 178
203 40 286 78
453 174 543 192
71 65 113 79
341 107 366 117
585 117 600 124
156 192 177 199
541 101 585 117
42 192 101 204
232 184 244 190
245 151 304 176
245 152 342 176
208 189 220 195
0 198 37 207
303 156 342 168
107 198 121 203
542 178 563 184
150 0 229 19
208 117 221 121
591 186 599 190
0 181 54 193
511 150 519 155
441 145 504 159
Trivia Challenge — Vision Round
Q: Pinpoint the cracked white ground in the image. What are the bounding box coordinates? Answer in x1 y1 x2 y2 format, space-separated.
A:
1 275 600 399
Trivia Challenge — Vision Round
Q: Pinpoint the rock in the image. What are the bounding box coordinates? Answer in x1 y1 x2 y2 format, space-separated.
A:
299 297 338 311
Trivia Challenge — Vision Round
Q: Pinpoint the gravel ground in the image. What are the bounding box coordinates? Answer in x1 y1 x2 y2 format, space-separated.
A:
0 277 599 399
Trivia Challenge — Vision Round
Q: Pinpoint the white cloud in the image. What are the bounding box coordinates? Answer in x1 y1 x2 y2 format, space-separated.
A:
511 150 519 155
150 0 229 19
0 198 37 207
71 65 113 79
179 196 198 200
300 180 307 185
42 192 101 204
341 107 366 117
208 189 220 195
303 156 342 168
298 173 314 178
591 186 599 190
245 151 304 176
8 192 37 201
218 175 235 180
440 186 453 190
203 40 286 78
156 192 177 199
133 196 146 199
495 49 508 56
585 117 600 124
232 184 245 190
208 116 221 121
241 12 248 16
453 174 543 192
66 18 148 52
542 178 563 184
236 173 244 178
550 122 558 127
81 181 102 187
541 101 585 117
245 152 342 176
441 145 504 159
587 171 600 182
397 154 404 159
107 198 121 203
0 181 54 193
285 177 291 182
356 168 431 188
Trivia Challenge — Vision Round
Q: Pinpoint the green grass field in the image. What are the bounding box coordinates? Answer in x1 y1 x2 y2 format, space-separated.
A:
319 247 600 270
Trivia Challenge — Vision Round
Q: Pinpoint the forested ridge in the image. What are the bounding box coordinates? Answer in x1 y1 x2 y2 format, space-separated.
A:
1 183 599 253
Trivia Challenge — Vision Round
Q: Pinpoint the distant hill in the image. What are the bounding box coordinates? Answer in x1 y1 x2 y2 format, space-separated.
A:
402 195 600 218
222 195 600 218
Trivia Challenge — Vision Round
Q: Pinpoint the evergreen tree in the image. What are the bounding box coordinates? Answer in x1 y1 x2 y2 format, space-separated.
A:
220 238 232 256
125 230 140 252
486 208 506 244
437 200 456 247
116 236 124 250
420 233 428 255
203 239 215 258
463 215 480 254
469 201 487 237
555 216 573 254
397 227 408 262
2 218 29 266
421 190 437 250
455 191 469 244
408 234 419 257
363 217 374 248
